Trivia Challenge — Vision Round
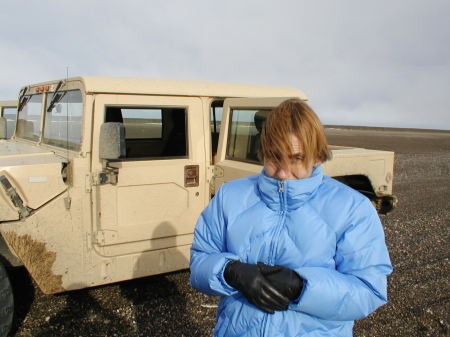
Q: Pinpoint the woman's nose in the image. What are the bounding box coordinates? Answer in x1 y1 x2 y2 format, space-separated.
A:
276 168 288 180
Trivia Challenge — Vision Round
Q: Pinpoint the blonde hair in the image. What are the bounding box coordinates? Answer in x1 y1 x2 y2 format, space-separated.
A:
259 99 330 169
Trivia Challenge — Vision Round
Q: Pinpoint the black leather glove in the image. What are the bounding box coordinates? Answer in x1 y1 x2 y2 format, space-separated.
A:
257 262 303 301
224 260 290 313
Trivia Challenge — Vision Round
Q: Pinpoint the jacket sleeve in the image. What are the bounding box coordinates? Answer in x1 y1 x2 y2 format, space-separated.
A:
189 185 240 296
290 198 393 321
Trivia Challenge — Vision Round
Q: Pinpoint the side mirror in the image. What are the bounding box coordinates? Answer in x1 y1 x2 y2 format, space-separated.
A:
99 123 126 160
0 117 7 139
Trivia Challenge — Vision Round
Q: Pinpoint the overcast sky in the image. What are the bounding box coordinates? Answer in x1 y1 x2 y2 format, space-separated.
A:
1 0 449 129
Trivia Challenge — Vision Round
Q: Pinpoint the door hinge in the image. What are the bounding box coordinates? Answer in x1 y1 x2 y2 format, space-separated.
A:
213 166 224 178
93 230 118 245
85 167 119 192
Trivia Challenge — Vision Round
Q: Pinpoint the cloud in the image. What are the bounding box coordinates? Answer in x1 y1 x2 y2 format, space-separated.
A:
0 0 448 129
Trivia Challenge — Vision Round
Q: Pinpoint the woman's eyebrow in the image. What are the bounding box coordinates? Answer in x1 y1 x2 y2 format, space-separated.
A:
288 153 304 158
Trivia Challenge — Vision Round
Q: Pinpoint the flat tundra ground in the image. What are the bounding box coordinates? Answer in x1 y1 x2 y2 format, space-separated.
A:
8 127 450 337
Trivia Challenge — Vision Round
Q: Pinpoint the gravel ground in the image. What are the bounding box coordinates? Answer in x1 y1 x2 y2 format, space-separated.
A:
8 127 450 337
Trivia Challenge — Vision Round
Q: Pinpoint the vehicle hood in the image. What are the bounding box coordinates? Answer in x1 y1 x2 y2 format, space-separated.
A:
0 140 67 221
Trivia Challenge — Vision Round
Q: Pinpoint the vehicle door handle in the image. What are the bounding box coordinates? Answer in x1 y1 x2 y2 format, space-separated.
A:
184 165 199 187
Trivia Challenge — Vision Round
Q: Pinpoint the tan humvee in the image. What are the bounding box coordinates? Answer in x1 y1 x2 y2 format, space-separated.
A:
0 77 396 334
0 100 17 139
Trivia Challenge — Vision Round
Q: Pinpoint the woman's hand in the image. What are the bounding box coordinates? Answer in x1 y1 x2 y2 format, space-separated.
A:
257 262 304 301
224 260 290 313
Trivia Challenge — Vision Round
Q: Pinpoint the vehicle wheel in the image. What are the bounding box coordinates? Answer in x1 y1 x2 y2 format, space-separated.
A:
0 261 13 337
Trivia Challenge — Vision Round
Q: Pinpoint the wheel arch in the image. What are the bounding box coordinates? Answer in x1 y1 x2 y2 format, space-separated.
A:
333 174 397 214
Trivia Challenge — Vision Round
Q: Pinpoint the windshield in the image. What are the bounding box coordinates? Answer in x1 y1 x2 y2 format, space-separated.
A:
43 90 83 151
16 94 43 141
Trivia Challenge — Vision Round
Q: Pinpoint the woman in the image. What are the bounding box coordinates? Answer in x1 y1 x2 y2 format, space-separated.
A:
190 99 392 337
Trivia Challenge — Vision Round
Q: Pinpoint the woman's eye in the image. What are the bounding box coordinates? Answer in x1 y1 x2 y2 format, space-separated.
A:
295 155 303 161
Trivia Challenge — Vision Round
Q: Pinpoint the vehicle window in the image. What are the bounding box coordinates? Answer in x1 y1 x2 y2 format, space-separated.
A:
2 107 17 138
226 108 270 163
43 90 83 151
122 108 163 139
16 94 43 141
104 106 187 159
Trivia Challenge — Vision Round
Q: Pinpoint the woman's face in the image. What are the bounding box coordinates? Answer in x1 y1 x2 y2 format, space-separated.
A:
264 134 316 180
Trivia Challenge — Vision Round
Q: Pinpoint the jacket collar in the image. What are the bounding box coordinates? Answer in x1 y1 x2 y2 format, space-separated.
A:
257 165 324 211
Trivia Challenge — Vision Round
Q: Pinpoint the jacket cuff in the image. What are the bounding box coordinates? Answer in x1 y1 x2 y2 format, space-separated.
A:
288 267 320 311
214 255 240 295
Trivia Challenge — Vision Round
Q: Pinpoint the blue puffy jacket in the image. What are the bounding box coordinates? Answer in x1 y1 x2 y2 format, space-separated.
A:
190 166 392 337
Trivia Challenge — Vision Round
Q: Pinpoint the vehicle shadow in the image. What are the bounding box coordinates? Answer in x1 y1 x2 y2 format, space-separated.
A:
119 222 210 337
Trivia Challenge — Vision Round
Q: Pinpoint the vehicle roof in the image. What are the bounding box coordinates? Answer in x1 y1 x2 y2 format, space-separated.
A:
24 76 307 99
0 100 17 107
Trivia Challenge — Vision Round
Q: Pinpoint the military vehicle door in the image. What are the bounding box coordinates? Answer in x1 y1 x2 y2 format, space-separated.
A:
91 94 206 250
214 97 294 192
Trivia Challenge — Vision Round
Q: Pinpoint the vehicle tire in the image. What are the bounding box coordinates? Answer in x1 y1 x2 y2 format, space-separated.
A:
0 261 13 337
